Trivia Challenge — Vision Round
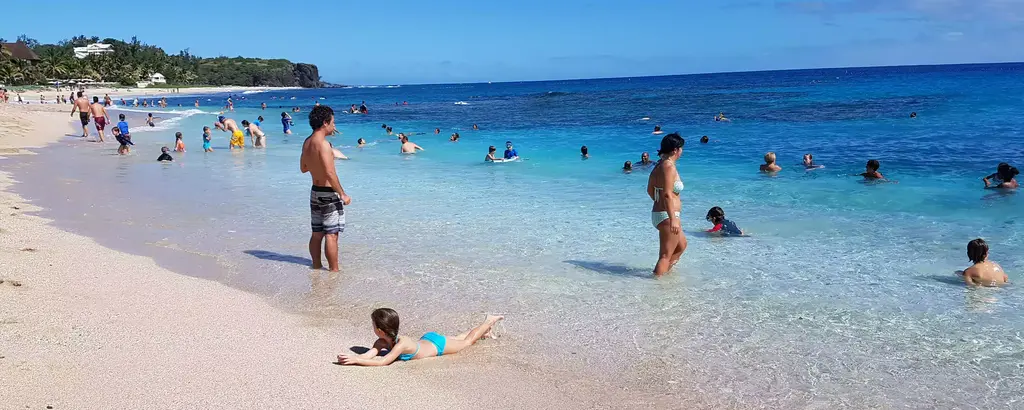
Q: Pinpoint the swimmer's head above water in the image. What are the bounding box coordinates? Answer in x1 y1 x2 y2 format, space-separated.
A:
803 153 814 166
623 161 632 171
700 135 709 144
968 238 989 264
641 152 650 163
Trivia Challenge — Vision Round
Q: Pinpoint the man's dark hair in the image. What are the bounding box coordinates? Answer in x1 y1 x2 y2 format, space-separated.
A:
77 91 83 98
118 113 125 120
308 105 334 130
92 96 99 103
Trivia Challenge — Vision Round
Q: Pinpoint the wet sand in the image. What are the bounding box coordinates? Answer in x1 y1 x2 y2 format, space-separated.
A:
0 102 667 409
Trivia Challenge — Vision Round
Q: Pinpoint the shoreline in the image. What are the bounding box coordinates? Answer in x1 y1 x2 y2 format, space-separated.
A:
0 102 659 409
5 86 302 104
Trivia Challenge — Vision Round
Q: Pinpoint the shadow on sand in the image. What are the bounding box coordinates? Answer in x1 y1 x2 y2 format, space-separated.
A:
563 260 652 278
243 250 312 266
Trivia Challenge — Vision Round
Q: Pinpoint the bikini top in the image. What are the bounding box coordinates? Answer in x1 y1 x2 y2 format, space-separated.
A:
396 337 419 361
654 174 684 198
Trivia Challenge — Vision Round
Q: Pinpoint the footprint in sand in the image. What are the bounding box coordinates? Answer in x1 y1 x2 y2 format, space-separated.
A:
20 248 37 252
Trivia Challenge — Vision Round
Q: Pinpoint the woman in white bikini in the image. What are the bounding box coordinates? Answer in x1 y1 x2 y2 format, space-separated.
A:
646 133 687 277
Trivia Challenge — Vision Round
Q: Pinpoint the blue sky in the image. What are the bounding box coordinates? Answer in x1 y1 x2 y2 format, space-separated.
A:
4 0 1023 84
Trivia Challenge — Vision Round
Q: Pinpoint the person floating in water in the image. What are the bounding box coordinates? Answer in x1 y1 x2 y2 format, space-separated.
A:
450 133 460 142
472 124 479 130
638 152 653 166
580 145 589 159
760 152 782 173
910 112 917 118
652 125 663 135
336 308 504 366
157 146 174 162
859 159 884 180
715 112 729 122
174 132 186 152
961 238 1007 287
984 162 1019 189
261 102 267 110
623 161 633 173
705 206 743 236
647 133 687 277
357 138 366 147
700 135 709 144
400 135 424 154
202 126 213 152
434 128 440 135
504 141 519 160
802 153 824 170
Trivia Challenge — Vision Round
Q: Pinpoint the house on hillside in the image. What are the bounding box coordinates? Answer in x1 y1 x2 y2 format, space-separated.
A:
72 43 113 59
149 73 166 84
1 42 40 62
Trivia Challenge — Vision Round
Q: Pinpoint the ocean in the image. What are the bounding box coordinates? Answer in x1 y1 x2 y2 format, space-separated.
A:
10 63 1024 407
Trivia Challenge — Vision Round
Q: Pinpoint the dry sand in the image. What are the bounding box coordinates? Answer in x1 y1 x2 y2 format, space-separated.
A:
0 103 661 409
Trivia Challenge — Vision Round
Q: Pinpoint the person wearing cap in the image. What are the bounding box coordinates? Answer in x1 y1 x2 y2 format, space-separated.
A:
503 141 519 160
214 115 244 149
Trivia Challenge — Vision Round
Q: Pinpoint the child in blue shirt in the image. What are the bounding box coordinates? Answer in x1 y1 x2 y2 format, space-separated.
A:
706 206 743 236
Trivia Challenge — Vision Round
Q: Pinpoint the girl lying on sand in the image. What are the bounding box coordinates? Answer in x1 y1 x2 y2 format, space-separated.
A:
337 308 503 366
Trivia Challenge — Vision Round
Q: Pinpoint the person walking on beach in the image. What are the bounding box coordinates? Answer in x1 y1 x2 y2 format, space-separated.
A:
647 133 687 277
89 96 110 143
70 91 91 138
301 105 351 272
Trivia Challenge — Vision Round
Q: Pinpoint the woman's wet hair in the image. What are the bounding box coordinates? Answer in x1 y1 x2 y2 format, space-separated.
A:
866 159 880 171
706 206 725 223
967 238 988 264
764 152 776 164
657 133 684 157
371 308 401 343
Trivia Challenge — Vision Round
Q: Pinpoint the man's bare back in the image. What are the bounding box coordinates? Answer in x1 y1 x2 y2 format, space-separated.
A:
74 97 90 113
89 102 107 118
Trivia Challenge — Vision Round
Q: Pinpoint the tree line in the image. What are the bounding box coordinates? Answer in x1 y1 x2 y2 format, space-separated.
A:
0 35 319 87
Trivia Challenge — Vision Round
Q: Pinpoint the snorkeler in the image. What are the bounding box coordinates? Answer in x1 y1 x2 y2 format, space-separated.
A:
961 238 1007 286
336 308 503 366
647 133 687 277
760 152 782 173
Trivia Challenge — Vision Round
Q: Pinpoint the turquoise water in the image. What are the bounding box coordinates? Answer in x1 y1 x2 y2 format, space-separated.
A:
12 63 1024 407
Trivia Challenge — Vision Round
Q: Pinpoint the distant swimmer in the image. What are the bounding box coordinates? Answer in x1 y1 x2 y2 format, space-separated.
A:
242 120 267 148
960 238 1008 287
858 159 884 181
503 141 519 160
300 105 351 272
638 152 653 166
910 112 917 118
89 96 110 143
715 112 729 122
700 135 709 144
336 308 503 366
983 162 1019 189
435 128 440 135
450 133 460 142
282 112 294 134
580 145 589 159
357 138 366 147
802 153 824 170
215 116 245 149
472 124 479 130
652 125 663 135
400 135 424 154
157 146 174 162
386 127 393 135
760 152 782 173
359 101 368 114
350 104 358 114
195 99 200 107
261 102 267 110
705 206 743 236
381 124 387 130
647 133 687 277
623 161 633 173
293 107 301 112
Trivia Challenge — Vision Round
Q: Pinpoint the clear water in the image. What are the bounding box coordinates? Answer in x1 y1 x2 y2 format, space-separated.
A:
12 63 1024 408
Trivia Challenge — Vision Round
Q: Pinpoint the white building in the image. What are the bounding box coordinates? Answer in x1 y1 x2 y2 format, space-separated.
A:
149 73 166 84
73 43 113 59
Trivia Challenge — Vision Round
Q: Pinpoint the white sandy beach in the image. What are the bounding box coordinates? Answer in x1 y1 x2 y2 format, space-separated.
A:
6 86 300 105
0 103 658 409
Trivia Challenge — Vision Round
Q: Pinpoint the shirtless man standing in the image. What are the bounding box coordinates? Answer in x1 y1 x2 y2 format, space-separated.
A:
89 96 110 142
69 91 91 138
399 134 424 154
300 105 351 272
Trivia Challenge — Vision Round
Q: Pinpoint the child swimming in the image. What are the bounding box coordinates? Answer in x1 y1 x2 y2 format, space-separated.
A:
174 132 186 152
705 206 743 236
802 153 824 170
336 308 503 366
961 238 1008 286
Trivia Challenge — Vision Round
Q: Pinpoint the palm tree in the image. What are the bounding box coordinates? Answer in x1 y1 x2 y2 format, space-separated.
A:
36 47 71 79
0 62 26 84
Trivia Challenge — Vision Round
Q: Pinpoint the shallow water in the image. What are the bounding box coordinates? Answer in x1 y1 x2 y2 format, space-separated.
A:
11 63 1024 407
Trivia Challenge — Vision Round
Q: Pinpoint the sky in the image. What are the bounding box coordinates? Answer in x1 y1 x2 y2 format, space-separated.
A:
4 0 1024 85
